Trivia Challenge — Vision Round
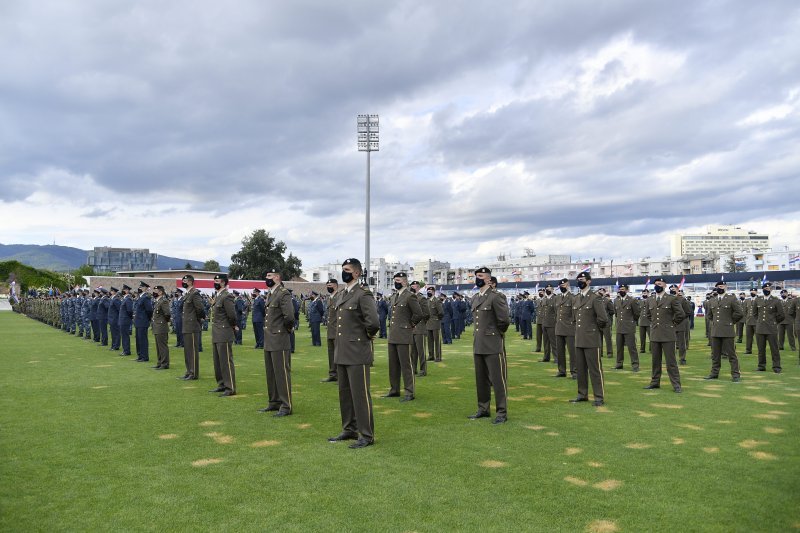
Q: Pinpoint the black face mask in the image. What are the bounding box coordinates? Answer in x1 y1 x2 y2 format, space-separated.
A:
341 271 354 283
716 288 725 295
475 278 486 288
545 289 552 295
213 283 221 291
739 296 745 301
326 287 334 294
763 289 770 296
181 282 188 289
618 291 626 297
577 281 587 290
559 286 567 293
427 291 434 297
137 288 143 294
410 287 417 293
265 278 276 288
750 293 756 298
669 290 677 295
394 282 403 290
654 285 664 293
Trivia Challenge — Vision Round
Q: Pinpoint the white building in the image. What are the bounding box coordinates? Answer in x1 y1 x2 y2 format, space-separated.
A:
670 225 770 258
413 260 450 285
301 258 411 295
726 247 800 272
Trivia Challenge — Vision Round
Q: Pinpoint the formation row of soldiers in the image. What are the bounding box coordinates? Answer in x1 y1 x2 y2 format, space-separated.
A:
14 266 799 450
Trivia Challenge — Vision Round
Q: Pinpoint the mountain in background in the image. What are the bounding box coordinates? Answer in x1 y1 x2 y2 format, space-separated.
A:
0 244 228 272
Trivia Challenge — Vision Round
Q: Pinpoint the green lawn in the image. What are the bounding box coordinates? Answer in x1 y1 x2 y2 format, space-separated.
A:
1 312 798 532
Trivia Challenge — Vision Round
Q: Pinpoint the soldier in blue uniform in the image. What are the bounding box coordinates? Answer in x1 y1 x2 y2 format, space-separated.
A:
290 290 300 353
81 290 92 339
441 293 453 344
133 282 154 361
118 285 134 355
89 291 100 342
233 291 245 345
251 288 265 349
97 288 110 346
107 287 121 351
308 291 324 346
518 293 534 340
377 293 389 338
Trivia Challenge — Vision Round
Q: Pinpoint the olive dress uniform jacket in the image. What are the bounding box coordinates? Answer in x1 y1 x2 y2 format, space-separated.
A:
333 284 380 365
182 288 205 334
614 295 640 335
212 289 238 343
326 291 341 341
644 293 686 342
637 298 651 326
573 289 609 348
426 296 444 330
151 296 171 335
789 298 800 328
471 287 510 354
388 289 423 344
539 295 556 327
706 293 744 338
753 295 785 335
264 285 295 351
413 297 431 335
674 296 692 333
554 292 576 336
744 299 757 325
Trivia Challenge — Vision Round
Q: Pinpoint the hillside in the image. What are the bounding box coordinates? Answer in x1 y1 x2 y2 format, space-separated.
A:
0 244 227 272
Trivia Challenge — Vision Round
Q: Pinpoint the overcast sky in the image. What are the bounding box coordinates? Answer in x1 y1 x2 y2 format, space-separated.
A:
1 0 799 269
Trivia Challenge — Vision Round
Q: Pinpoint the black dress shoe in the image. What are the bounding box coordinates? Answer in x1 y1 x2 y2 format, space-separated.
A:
151 365 161 369
468 411 490 419
219 390 236 397
382 392 400 398
703 375 718 380
348 438 373 449
571 375 577 380
756 368 766 372
492 416 507 424
643 384 660 389
538 359 550 363
592 400 605 407
632 368 640 372
426 357 435 361
399 395 415 402
569 397 588 403
553 373 566 378
209 387 226 393
273 411 291 417
613 366 623 370
320 377 337 383
416 372 427 377
680 360 687 365
673 387 682 393
732 377 741 382
156 366 168 370
328 432 359 442
258 406 279 412
773 368 782 374
744 351 752 354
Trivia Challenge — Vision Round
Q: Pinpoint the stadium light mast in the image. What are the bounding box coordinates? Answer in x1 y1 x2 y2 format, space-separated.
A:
357 114 379 286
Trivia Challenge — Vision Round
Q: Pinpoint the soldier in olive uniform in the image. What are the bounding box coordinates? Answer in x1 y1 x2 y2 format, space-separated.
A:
613 284 640 372
426 286 444 362
410 281 430 377
778 289 796 351
754 282 785 373
704 280 744 381
569 272 609 406
553 278 576 379
208 274 238 396
151 285 172 370
638 289 651 353
468 267 510 423
736 292 747 343
744 287 758 354
321 279 341 382
538 285 556 362
643 278 686 393
259 268 296 416
598 290 615 357
534 289 545 351
180 275 205 381
385 273 423 401
327 258 380 449
671 285 692 365
788 296 800 365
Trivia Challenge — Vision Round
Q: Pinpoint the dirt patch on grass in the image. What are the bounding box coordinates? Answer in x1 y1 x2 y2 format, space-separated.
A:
593 479 623 491
703 447 719 453
743 395 787 406
158 434 178 440
763 427 784 434
297 423 312 429
635 411 655 417
91 385 109 389
749 451 777 460
250 440 280 447
191 458 223 467
588 462 604 468
524 425 545 431
564 476 588 486
676 423 703 431
480 460 507 468
738 439 768 449
413 412 432 419
586 519 619 533
199 421 221 427
545 431 560 436
650 403 683 409
694 392 721 398
625 443 652 449
564 447 582 456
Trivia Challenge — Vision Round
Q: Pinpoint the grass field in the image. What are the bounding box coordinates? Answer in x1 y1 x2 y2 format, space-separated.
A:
1 311 798 532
